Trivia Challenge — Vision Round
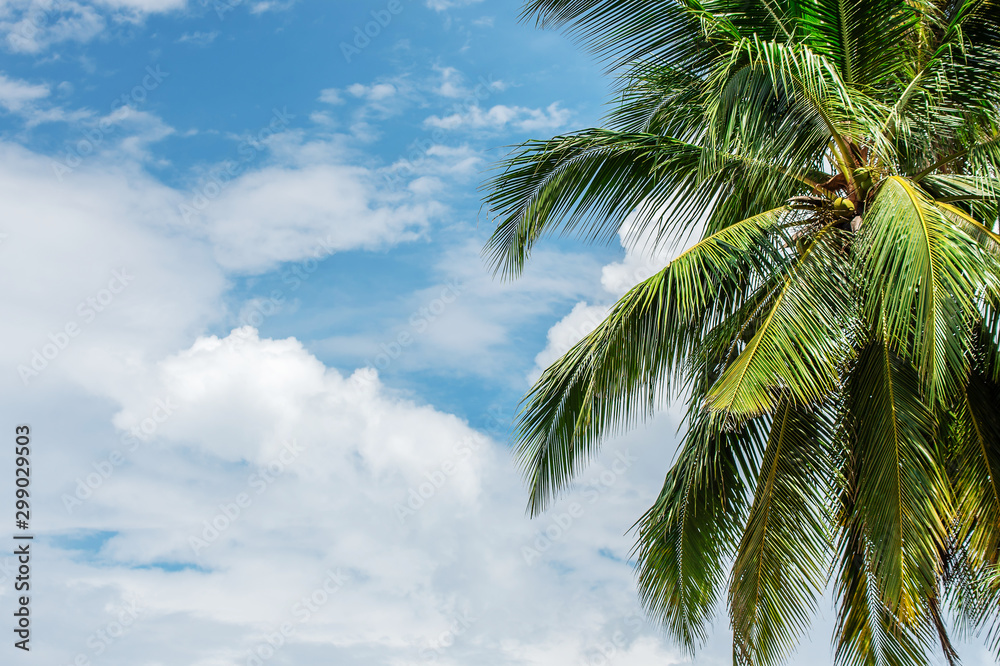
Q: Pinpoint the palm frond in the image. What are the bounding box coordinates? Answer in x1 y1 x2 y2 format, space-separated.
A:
857 176 990 402
729 400 834 666
633 409 763 652
706 224 856 423
839 339 951 652
514 208 789 514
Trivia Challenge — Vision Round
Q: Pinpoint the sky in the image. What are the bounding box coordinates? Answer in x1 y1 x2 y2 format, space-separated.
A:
0 1 993 665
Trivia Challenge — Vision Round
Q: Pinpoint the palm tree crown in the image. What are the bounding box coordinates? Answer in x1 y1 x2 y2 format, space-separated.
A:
483 1 1000 664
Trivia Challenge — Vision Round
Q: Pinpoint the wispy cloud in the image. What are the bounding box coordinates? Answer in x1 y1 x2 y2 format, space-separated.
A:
0 72 49 112
176 30 218 46
424 101 571 133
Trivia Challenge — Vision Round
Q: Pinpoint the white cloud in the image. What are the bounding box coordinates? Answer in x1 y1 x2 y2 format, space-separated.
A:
434 65 467 98
0 1 105 53
387 143 484 183
180 133 440 273
35 323 692 666
0 71 102 128
195 160 436 273
309 110 337 127
529 301 610 381
0 71 49 111
318 87 345 105
424 102 571 133
103 106 176 158
248 0 296 13
347 82 398 102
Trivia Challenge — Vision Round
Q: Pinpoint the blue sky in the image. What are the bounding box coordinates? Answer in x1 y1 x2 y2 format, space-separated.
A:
0 1 993 665
1 0 625 421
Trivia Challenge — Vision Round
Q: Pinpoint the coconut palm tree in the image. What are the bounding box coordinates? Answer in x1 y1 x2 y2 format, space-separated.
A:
483 1 1000 664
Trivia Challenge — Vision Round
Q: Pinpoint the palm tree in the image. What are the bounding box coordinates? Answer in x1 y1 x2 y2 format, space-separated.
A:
483 1 1000 664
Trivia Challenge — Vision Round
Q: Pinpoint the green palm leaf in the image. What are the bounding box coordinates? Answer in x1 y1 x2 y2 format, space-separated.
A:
839 340 950 648
857 176 990 401
515 208 789 514
634 410 763 652
729 400 834 666
486 0 1000 662
706 225 856 422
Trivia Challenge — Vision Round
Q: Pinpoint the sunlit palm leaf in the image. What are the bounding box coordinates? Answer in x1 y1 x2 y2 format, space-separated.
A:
706 226 856 422
515 208 789 514
857 176 989 401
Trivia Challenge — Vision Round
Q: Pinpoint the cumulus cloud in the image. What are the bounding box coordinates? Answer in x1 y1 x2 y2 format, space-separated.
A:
36 324 690 666
190 160 435 273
